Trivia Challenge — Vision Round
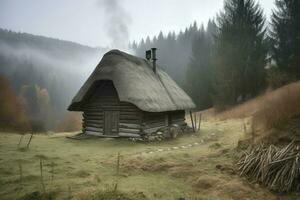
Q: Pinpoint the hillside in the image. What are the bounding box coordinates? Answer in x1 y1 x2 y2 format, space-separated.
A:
1 119 297 200
0 28 107 131
205 81 300 144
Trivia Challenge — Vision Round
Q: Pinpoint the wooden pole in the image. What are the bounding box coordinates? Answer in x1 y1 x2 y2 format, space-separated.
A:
116 152 120 176
26 132 33 149
51 161 54 181
194 113 197 132
19 161 23 185
189 111 195 132
198 113 202 131
40 159 45 193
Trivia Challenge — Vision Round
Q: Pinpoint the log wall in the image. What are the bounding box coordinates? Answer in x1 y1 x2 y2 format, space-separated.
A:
80 80 187 137
141 110 186 134
81 81 142 136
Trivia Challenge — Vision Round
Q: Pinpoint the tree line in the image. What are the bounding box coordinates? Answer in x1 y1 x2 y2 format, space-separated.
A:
131 0 300 110
0 29 104 132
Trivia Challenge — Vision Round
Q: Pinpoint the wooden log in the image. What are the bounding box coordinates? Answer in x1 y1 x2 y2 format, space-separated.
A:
119 115 141 120
146 119 165 123
83 119 102 123
118 132 141 137
171 118 185 122
120 119 141 124
144 123 165 129
83 112 103 116
83 123 103 129
83 116 103 120
84 117 103 122
120 111 141 115
119 128 140 134
85 130 103 136
84 127 103 132
119 123 141 129
143 125 166 134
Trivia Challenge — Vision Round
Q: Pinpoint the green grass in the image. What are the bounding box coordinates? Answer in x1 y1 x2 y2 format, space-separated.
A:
0 119 291 200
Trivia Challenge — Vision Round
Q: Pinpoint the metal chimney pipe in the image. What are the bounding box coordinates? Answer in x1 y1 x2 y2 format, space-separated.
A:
151 48 157 74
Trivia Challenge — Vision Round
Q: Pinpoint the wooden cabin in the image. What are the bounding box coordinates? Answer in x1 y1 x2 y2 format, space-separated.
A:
68 49 195 138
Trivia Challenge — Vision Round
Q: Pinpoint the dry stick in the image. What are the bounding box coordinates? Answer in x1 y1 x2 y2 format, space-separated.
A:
51 161 54 181
26 132 34 149
243 121 247 135
198 113 202 132
18 161 23 186
18 134 24 148
114 152 121 192
189 111 195 133
40 159 46 193
68 186 72 200
116 152 120 176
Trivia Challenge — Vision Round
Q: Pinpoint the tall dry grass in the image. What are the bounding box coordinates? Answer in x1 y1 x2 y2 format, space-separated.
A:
217 81 300 130
253 81 300 129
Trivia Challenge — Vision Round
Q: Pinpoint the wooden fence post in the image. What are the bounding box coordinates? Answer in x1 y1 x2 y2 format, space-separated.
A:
40 159 46 193
198 113 202 132
189 111 195 132
26 132 34 149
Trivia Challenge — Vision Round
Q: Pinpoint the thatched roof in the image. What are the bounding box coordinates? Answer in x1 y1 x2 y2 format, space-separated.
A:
68 50 195 112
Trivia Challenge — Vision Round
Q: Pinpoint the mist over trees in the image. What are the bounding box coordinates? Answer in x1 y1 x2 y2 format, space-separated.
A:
130 22 200 87
186 21 217 110
1 0 300 132
0 28 105 131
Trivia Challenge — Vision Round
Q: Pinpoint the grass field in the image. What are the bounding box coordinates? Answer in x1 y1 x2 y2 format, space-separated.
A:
0 118 297 200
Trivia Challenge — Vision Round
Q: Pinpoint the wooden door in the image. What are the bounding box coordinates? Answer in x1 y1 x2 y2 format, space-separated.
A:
104 111 119 136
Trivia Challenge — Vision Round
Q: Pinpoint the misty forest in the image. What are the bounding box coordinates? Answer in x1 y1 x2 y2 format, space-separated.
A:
1 0 300 200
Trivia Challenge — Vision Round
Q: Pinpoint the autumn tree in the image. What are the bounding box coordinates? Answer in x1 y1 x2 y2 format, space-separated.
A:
0 75 29 132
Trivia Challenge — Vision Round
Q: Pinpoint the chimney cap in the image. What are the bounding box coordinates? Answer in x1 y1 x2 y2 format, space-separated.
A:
145 50 151 60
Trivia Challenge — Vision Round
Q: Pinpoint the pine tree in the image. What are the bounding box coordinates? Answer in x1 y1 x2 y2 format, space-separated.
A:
185 21 217 110
213 0 267 109
270 0 300 78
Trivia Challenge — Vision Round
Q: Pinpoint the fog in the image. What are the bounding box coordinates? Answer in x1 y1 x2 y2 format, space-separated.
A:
0 0 275 48
0 0 276 131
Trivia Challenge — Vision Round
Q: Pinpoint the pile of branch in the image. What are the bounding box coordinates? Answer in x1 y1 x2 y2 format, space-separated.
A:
237 141 300 193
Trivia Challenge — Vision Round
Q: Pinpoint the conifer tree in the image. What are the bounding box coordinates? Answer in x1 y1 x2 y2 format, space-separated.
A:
186 21 217 110
213 0 267 109
270 0 300 78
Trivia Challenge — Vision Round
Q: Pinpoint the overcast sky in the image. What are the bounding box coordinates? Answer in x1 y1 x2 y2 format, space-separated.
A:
0 0 275 48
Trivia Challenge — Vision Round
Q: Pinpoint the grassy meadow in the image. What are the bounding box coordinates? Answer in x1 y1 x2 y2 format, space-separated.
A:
0 118 297 200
